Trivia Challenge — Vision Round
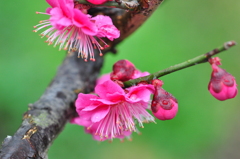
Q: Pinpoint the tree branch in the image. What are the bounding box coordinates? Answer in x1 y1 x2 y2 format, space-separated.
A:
88 0 164 53
0 0 164 158
0 52 103 159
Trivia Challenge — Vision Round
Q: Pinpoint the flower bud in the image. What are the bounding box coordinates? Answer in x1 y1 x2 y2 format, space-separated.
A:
208 64 238 101
86 0 107 5
151 79 178 120
110 60 137 82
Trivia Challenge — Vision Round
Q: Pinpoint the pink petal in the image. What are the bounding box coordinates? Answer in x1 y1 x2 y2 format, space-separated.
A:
92 15 113 27
75 93 100 111
58 0 74 18
70 116 92 127
49 8 72 30
97 25 120 41
82 105 99 111
91 106 110 122
106 92 126 102
92 15 120 41
46 0 60 8
96 74 111 85
72 9 87 27
73 9 97 36
46 7 52 14
76 110 98 125
56 16 72 27
92 98 119 105
49 7 63 21
95 80 125 100
81 25 99 36
133 71 150 79
127 84 154 102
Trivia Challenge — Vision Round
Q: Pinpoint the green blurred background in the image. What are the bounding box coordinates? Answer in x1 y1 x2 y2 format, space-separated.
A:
1 0 240 158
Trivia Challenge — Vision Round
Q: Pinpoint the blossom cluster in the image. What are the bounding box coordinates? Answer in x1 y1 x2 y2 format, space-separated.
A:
71 58 238 142
33 0 120 61
32 0 238 143
71 60 179 141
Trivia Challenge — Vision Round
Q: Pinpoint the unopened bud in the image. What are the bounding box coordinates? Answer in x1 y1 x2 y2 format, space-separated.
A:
151 79 178 120
110 60 137 82
208 64 238 101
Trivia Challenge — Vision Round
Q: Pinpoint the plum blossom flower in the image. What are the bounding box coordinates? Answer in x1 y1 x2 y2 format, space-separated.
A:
33 0 120 61
71 80 155 141
208 59 238 101
71 59 180 141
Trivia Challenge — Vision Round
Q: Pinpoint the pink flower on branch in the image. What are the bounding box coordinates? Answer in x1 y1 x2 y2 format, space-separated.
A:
71 80 155 141
71 59 181 141
33 0 120 61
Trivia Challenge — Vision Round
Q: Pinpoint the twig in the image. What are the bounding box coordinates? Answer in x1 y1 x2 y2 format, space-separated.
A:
123 41 236 87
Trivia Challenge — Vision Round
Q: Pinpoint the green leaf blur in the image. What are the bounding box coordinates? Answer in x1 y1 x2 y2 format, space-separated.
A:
0 0 240 158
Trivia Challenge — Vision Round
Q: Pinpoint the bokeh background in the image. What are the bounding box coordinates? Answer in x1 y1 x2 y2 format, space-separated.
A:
1 0 240 158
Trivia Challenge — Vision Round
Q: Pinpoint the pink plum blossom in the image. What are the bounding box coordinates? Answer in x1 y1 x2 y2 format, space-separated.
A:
208 63 238 101
33 0 120 61
151 79 178 120
71 80 155 141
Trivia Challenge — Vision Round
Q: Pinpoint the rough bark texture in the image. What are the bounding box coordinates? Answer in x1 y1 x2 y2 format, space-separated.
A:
94 0 164 52
0 0 164 158
0 52 103 159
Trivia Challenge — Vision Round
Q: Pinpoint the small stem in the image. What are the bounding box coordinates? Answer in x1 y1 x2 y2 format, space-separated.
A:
124 41 236 87
75 0 140 11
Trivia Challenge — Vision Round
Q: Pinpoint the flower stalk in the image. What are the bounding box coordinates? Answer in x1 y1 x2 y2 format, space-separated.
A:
123 41 237 87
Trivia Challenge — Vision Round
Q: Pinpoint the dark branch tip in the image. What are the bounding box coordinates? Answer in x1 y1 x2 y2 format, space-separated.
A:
226 41 236 47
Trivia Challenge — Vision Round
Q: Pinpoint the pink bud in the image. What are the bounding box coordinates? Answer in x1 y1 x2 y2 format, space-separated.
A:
208 64 238 101
110 60 137 82
151 79 178 120
86 0 108 5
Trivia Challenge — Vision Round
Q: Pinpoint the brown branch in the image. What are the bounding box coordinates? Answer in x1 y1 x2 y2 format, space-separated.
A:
0 52 104 158
0 0 164 158
87 0 164 53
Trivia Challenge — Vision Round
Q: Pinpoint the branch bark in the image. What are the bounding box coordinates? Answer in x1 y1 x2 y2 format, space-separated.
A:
0 0 164 158
0 52 104 159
